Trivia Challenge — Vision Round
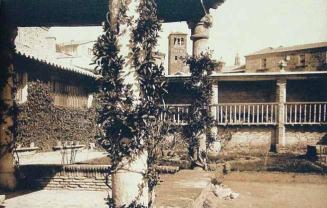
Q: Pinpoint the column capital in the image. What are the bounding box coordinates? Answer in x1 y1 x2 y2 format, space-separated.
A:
276 78 287 86
187 14 213 30
188 14 213 56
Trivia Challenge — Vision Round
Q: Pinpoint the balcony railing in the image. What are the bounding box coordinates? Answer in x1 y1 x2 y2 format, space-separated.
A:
285 102 327 125
160 104 190 125
213 103 278 125
161 102 327 126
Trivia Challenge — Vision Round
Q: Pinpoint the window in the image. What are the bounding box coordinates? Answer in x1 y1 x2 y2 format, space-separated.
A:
261 58 267 69
174 38 177 45
298 54 305 66
181 38 184 45
175 56 178 60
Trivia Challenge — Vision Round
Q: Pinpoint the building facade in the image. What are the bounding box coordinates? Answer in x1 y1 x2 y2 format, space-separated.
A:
245 42 327 73
14 27 98 151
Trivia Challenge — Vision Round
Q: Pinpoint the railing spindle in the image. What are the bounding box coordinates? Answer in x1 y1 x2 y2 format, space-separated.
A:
304 104 307 123
318 104 321 122
309 105 312 123
314 104 317 123
295 104 297 123
324 104 326 122
299 104 302 123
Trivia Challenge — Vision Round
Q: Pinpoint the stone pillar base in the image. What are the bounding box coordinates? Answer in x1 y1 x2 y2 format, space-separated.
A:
112 151 148 207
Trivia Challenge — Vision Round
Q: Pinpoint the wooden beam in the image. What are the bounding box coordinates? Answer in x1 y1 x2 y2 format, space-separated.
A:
1 0 224 27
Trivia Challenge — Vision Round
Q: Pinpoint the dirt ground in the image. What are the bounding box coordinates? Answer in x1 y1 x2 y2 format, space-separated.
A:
203 171 327 208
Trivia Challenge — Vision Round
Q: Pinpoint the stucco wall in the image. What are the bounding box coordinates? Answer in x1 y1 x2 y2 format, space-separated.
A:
219 126 327 154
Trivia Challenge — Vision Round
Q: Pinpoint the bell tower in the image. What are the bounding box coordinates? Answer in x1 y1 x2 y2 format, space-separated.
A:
168 33 188 75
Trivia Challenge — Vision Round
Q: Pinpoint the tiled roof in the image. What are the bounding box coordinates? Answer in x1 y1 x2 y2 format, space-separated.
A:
246 42 327 57
16 50 98 78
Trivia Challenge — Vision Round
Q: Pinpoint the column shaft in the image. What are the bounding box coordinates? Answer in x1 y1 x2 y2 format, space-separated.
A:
275 79 287 150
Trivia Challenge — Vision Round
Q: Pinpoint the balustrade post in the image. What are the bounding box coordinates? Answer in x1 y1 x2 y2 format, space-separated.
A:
274 79 287 151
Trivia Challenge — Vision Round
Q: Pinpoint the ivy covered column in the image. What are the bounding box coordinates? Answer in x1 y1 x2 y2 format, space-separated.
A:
187 15 214 169
0 23 18 190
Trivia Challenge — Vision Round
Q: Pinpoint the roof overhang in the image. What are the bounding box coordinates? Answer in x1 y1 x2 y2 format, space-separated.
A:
1 0 225 27
166 71 327 82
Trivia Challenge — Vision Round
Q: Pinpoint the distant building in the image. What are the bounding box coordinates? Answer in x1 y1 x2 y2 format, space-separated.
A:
214 55 245 73
56 40 95 71
245 42 327 72
15 27 96 108
14 27 98 151
168 33 188 75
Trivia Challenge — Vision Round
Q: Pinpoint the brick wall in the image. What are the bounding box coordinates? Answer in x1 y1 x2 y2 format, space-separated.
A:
18 165 110 191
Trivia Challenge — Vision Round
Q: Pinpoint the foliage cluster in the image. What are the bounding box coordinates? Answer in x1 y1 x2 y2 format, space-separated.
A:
17 81 96 151
182 53 218 169
94 0 167 207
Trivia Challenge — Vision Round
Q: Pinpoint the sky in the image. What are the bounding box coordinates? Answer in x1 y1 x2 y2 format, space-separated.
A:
50 0 327 67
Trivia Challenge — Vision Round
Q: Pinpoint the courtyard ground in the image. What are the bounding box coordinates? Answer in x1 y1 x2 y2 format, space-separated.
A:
203 171 327 208
3 171 326 208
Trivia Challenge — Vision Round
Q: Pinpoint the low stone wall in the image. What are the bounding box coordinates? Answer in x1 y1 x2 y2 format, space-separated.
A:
18 164 110 191
219 126 327 154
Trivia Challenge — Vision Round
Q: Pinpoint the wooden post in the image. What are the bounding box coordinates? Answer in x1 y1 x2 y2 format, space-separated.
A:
0 22 18 190
274 79 287 152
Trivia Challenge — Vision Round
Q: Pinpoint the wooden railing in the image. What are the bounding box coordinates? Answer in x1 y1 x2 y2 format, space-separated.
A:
161 102 327 126
285 102 327 125
160 104 190 125
213 103 278 126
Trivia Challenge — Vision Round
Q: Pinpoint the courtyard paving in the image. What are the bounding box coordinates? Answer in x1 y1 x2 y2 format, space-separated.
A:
2 171 327 208
3 190 108 208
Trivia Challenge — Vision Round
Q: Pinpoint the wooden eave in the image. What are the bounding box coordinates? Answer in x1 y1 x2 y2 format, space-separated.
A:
1 0 225 27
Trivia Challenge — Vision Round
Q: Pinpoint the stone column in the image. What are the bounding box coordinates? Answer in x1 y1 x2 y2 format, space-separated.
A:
108 0 148 206
275 79 287 151
188 14 213 57
0 24 18 190
188 15 213 169
112 151 148 206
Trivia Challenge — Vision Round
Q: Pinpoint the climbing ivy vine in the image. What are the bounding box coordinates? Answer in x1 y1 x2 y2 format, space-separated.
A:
182 52 218 169
94 0 167 207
